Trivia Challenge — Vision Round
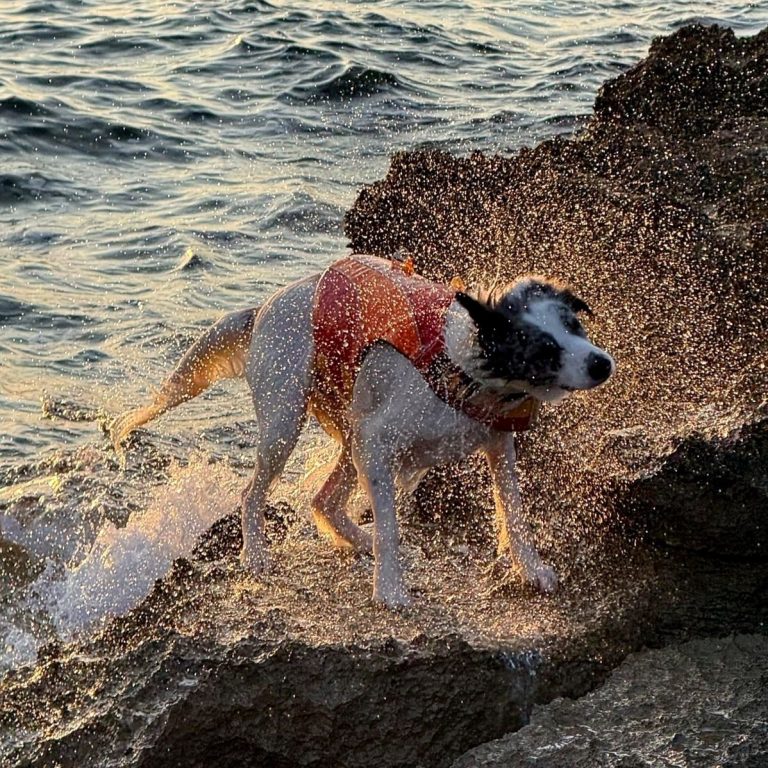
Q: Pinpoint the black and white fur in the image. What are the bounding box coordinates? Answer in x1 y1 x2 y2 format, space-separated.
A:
112 265 614 608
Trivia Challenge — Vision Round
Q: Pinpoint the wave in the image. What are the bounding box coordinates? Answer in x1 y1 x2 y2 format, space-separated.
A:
256 41 341 65
0 297 99 341
283 65 405 104
230 0 277 12
78 35 168 57
0 296 34 325
260 193 344 234
48 456 239 638
0 95 53 118
0 172 74 204
0 296 34 322
0 19 79 45
21 74 151 94
0 114 189 161
0 456 241 670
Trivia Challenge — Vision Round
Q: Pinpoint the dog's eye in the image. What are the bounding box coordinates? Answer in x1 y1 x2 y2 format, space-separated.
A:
565 317 581 333
537 337 561 363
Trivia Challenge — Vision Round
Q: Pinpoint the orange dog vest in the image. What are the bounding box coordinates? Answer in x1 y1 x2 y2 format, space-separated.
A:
312 255 539 435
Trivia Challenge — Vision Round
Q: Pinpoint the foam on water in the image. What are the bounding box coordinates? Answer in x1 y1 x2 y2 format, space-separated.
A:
0 624 38 670
1 454 240 668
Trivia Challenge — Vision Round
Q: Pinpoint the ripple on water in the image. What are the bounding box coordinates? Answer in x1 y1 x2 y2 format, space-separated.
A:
260 192 345 234
0 19 80 45
0 297 34 323
0 173 78 205
282 65 407 104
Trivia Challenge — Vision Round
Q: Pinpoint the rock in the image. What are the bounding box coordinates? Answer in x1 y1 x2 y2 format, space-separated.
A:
191 502 299 562
0 514 656 768
617 417 768 556
451 634 768 768
345 24 768 559
593 25 768 138
2 495 765 768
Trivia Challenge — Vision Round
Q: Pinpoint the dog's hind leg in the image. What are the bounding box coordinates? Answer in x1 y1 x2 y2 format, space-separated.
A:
240 408 306 574
239 276 317 575
312 446 373 553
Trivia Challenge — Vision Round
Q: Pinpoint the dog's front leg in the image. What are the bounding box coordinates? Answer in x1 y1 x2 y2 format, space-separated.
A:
485 434 558 594
352 436 410 608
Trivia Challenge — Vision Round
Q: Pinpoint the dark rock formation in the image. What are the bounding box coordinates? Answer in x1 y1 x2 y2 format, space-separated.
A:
346 24 768 560
2 493 764 768
0 515 659 768
452 634 768 768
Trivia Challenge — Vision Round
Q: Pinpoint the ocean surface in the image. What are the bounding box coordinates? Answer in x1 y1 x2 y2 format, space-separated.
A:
0 1 765 670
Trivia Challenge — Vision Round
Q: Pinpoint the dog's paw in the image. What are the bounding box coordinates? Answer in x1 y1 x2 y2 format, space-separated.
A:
373 589 412 610
239 543 269 576
483 555 558 597
523 562 558 594
373 574 412 609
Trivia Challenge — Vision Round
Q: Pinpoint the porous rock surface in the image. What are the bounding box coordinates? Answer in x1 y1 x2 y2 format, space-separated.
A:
452 634 768 768
2 23 767 768
347 23 768 559
0 507 661 768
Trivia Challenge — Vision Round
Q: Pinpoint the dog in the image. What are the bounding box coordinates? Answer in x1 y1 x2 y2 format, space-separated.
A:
112 254 614 608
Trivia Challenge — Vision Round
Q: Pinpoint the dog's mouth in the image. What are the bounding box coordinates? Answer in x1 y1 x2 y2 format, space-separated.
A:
528 384 572 403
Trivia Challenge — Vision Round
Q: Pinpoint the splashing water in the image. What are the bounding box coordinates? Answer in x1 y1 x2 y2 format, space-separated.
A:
1 455 240 669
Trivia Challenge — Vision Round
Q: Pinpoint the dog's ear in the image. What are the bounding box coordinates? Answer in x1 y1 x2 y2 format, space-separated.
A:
455 292 500 331
560 289 594 317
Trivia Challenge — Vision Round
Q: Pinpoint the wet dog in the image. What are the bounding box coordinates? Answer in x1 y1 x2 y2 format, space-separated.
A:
112 254 614 608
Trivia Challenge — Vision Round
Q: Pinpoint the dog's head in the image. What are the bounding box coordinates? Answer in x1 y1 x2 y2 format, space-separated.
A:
452 277 614 402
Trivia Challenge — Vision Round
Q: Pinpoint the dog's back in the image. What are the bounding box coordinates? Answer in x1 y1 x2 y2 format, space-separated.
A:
312 255 454 429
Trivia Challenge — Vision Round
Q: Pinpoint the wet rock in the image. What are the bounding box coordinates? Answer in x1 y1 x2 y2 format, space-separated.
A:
617 417 768 556
40 394 105 424
452 634 768 768
191 502 298 562
593 25 768 138
0 512 657 768
346 24 768 559
135 636 534 768
3 632 534 768
2 495 764 768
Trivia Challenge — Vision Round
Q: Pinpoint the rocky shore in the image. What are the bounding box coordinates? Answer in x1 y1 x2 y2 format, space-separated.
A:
2 24 767 768
347 23 768 562
452 634 768 768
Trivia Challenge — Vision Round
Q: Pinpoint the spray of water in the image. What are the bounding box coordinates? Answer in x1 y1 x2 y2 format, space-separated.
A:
1 454 241 668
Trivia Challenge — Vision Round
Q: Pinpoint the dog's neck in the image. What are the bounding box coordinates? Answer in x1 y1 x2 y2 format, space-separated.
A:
443 300 528 400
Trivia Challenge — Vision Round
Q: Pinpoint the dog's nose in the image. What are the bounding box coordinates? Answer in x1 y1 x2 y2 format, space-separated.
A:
586 353 613 384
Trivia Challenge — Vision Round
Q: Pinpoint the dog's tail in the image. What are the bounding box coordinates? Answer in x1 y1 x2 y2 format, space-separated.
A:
111 307 258 456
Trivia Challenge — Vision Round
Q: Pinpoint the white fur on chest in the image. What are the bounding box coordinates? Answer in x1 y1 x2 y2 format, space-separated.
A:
351 342 492 488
